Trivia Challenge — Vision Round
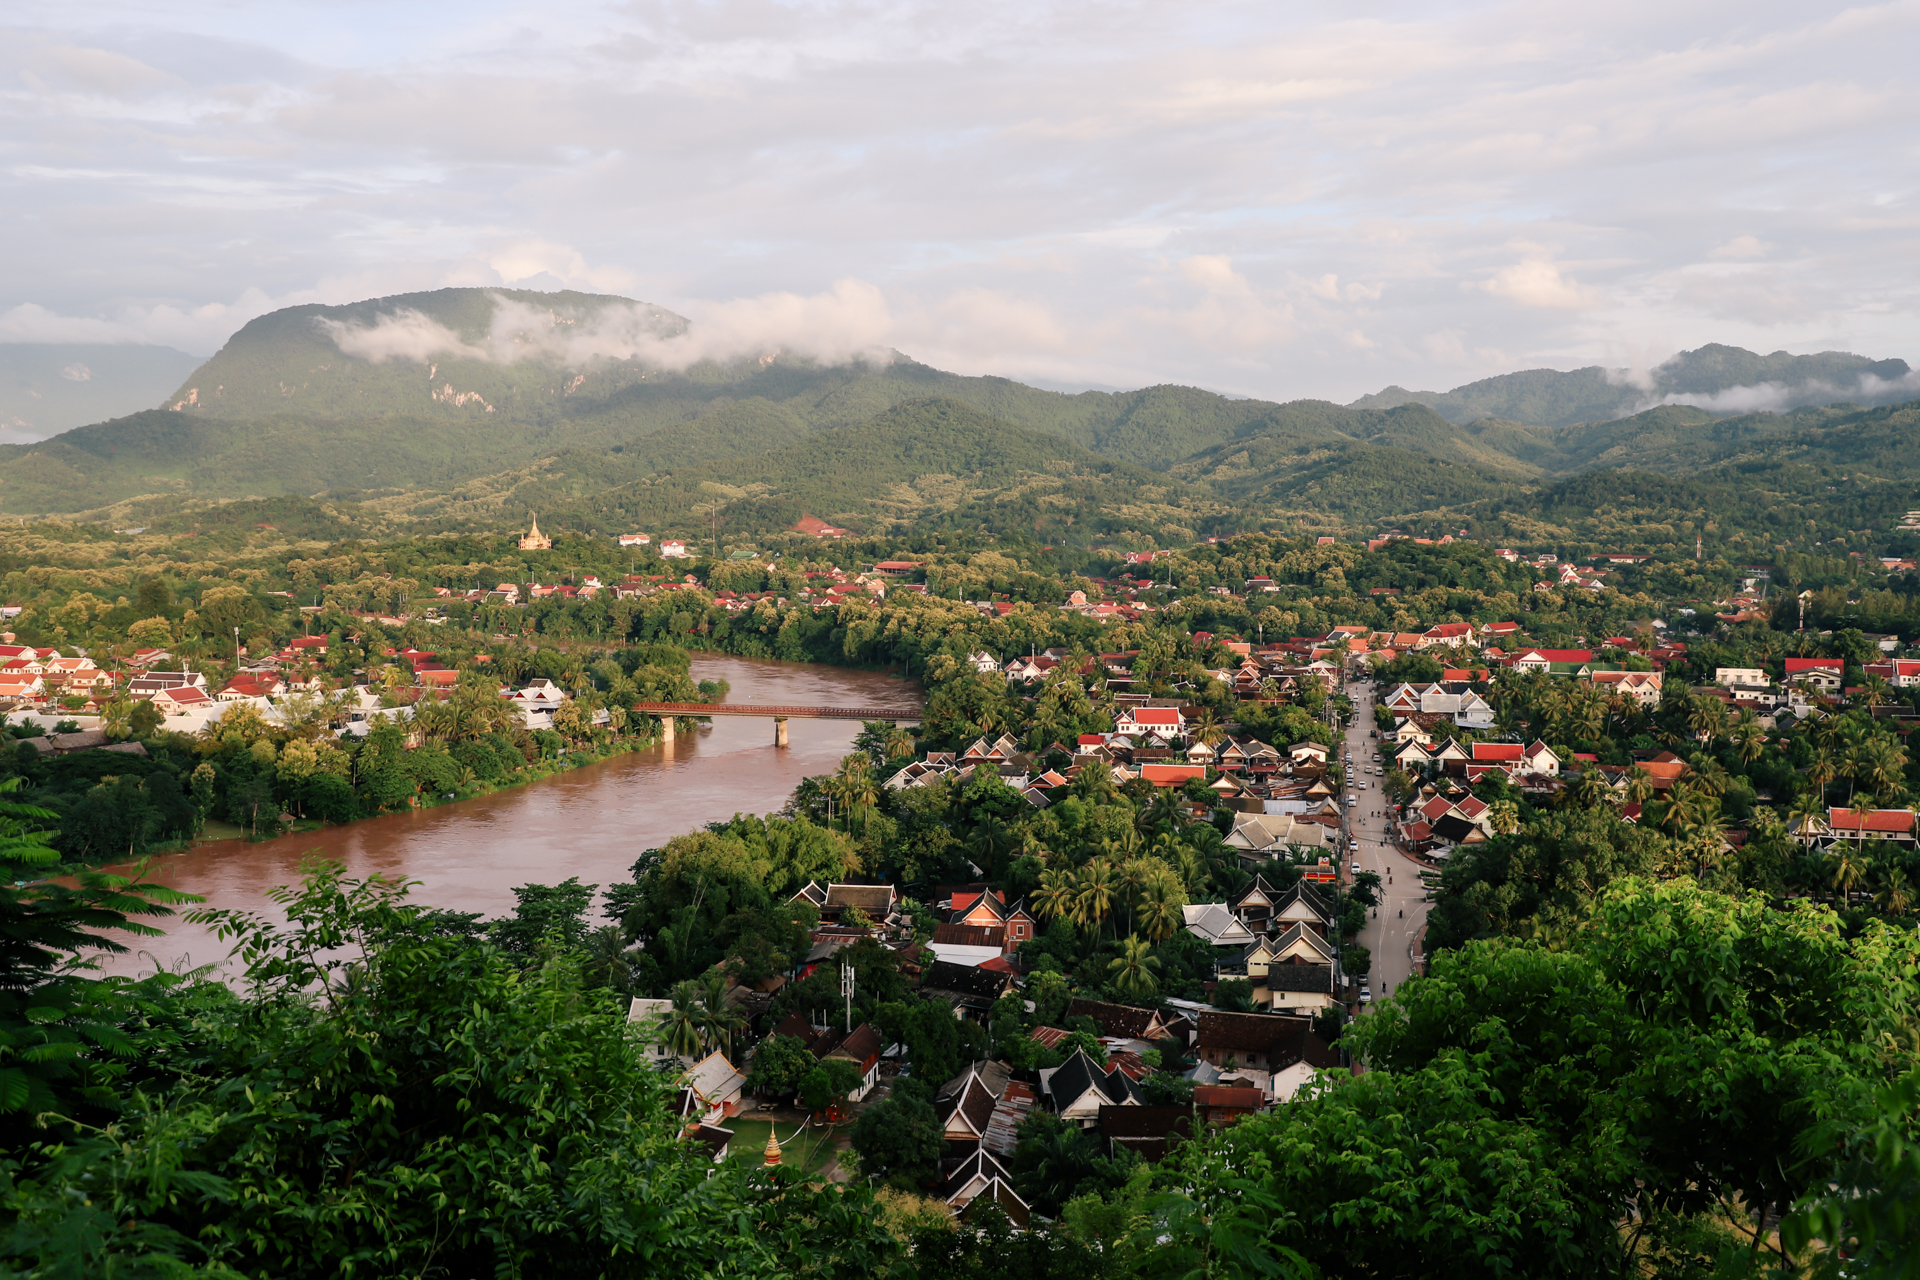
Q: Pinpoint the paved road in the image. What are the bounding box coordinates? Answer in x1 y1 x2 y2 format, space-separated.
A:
1341 679 1430 1011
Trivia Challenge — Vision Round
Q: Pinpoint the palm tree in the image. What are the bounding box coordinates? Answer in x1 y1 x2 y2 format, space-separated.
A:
884 726 915 762
1032 868 1078 922
698 969 748 1056
1694 759 1733 798
1831 848 1869 906
1135 872 1187 942
1806 754 1838 801
1117 858 1154 936
1859 738 1909 803
1733 713 1766 766
1108 936 1161 999
1874 866 1913 916
1074 860 1118 937
1625 767 1657 806
657 981 707 1061
1688 697 1728 747
1190 707 1224 749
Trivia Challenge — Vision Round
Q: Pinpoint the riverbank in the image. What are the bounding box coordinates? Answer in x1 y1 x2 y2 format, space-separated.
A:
66 728 668 871
91 656 921 977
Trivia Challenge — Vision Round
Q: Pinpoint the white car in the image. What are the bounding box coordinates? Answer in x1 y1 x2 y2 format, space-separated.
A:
1358 986 1372 1003
1351 861 1361 875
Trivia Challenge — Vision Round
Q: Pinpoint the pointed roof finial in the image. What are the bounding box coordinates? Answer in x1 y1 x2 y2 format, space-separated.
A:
763 1132 783 1167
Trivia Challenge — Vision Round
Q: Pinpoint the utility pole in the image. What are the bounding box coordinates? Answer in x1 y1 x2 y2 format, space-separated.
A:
840 963 855 1033
233 626 241 669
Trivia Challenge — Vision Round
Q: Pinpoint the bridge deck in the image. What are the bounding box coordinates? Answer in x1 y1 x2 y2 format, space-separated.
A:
631 701 922 721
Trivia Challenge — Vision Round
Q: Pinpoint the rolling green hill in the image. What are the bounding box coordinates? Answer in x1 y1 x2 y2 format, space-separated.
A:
1 288 1916 559
1349 343 1913 427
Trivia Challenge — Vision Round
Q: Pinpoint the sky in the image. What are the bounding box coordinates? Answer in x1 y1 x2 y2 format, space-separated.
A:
1 0 1916 402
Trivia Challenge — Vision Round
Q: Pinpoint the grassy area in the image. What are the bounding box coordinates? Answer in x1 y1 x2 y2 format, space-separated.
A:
720 1118 848 1175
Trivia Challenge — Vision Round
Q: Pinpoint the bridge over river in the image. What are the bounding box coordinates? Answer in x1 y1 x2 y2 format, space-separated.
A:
631 700 922 746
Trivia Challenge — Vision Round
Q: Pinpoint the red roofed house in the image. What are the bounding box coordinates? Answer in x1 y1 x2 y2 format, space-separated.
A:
1418 622 1478 649
794 514 850 538
1141 763 1208 789
1865 659 1920 687
1468 740 1558 775
218 673 287 701
1806 808 1917 850
1511 648 1595 672
1114 706 1185 738
152 686 216 715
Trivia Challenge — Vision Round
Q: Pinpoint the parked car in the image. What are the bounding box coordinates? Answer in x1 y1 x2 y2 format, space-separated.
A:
1358 986 1372 1004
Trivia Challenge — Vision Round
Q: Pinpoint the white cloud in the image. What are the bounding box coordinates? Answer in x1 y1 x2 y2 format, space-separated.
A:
319 279 895 371
0 0 1914 401
1709 235 1769 261
1480 259 1601 311
1648 367 1920 414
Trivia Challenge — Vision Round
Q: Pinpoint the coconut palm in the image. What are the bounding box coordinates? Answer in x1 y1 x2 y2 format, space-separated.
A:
1874 866 1913 916
699 969 748 1056
1625 767 1657 806
1074 859 1118 937
1694 759 1734 798
834 754 879 834
1859 738 1909 803
1135 871 1188 942
657 981 707 1061
1118 857 1155 936
1831 848 1869 905
1732 713 1767 766
1107 936 1161 999
1190 707 1225 749
1032 869 1078 922
1688 697 1728 747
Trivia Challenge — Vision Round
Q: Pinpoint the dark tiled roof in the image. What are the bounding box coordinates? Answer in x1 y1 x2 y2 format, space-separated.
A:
825 884 896 911
933 923 1004 947
1194 1085 1265 1110
827 1023 883 1070
1197 1010 1312 1054
1269 1029 1342 1072
1265 963 1334 993
1068 997 1161 1039
941 1078 998 1137
1048 1047 1139 1110
921 960 1015 1003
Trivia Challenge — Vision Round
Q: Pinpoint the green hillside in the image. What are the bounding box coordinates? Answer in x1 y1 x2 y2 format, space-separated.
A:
1 287 1916 559
416 398 1217 547
1350 343 1913 427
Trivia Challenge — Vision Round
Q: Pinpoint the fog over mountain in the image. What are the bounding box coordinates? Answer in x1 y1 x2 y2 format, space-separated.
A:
3 1 1916 403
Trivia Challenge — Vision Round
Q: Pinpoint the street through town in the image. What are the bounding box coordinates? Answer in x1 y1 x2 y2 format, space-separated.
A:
1344 678 1430 1009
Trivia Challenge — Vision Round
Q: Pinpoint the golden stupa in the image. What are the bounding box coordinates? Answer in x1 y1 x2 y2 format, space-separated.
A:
517 512 551 551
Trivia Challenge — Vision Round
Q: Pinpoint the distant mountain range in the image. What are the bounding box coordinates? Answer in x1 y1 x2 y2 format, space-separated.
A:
0 288 1914 556
0 343 203 439
1349 344 1916 427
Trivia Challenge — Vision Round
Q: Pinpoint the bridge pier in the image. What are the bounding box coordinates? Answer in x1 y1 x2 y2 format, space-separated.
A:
659 716 675 746
774 717 788 748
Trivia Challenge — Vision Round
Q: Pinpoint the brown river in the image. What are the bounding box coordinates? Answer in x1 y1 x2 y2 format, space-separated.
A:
97 657 920 978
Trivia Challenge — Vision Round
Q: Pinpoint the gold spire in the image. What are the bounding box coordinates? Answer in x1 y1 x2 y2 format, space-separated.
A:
517 511 551 551
763 1132 783 1167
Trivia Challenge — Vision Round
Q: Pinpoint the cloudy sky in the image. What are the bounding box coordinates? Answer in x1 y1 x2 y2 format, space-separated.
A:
2 0 1916 401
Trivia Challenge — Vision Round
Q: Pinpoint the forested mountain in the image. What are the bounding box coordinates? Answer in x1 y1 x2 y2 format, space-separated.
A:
0 288 1915 557
1349 342 1914 426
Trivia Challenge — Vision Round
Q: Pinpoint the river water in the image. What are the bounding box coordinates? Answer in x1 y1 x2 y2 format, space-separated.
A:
97 656 919 978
